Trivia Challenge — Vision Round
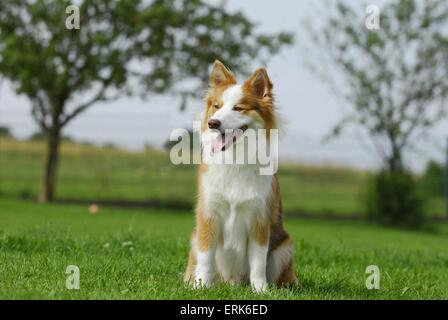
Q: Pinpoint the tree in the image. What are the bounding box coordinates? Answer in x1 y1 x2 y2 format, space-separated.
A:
305 0 448 173
305 0 448 228
0 0 292 202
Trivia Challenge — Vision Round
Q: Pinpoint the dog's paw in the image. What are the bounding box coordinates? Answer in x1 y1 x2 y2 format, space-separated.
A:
193 274 213 289
251 280 268 293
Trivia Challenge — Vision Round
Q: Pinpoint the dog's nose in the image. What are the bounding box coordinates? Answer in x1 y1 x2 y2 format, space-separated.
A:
208 119 221 130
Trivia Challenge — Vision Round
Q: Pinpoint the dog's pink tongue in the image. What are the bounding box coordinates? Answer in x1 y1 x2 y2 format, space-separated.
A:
211 132 237 154
211 136 225 154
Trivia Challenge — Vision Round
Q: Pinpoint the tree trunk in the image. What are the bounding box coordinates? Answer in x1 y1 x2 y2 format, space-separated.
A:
38 126 61 203
389 155 403 173
387 151 403 173
387 135 404 174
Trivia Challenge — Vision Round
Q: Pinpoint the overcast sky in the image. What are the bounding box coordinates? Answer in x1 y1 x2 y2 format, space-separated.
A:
1 0 447 172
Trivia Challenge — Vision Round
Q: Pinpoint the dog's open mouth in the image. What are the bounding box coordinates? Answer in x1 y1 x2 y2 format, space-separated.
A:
211 125 248 154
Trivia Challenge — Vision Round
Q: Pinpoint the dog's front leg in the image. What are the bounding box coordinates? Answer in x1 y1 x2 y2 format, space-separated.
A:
249 222 269 293
194 213 216 288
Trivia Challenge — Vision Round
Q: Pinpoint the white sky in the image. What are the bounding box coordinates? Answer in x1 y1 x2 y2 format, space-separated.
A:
0 0 447 172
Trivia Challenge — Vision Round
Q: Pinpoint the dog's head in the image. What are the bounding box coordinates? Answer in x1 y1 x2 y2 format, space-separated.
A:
203 60 276 153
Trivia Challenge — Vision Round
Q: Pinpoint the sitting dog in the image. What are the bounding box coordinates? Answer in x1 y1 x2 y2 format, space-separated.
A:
184 60 297 292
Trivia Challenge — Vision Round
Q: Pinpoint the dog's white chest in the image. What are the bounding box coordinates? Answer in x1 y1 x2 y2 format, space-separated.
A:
201 165 273 281
201 164 272 216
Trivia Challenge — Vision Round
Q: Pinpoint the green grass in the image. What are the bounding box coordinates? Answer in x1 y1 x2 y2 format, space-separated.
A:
0 138 445 217
1 197 447 299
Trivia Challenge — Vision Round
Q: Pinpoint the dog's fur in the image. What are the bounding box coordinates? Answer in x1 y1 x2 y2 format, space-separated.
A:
184 60 297 292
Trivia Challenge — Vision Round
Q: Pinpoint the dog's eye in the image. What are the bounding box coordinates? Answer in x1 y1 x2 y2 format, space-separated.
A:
213 104 220 109
233 105 243 112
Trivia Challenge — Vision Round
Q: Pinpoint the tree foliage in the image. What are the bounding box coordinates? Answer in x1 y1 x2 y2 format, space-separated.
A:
0 0 292 132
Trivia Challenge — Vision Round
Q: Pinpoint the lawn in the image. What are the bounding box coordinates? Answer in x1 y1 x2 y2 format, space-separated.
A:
1 197 447 299
0 137 446 218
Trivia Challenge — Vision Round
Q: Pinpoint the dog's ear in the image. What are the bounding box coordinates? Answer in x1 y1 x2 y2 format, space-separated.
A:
210 60 236 87
244 68 273 98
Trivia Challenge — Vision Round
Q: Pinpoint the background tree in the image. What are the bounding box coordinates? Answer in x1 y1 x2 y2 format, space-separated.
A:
305 0 448 173
0 0 292 202
304 0 448 227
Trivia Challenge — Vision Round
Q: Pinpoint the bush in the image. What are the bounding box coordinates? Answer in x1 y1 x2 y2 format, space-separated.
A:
28 131 74 142
28 131 46 141
0 126 12 137
420 161 445 197
366 170 426 228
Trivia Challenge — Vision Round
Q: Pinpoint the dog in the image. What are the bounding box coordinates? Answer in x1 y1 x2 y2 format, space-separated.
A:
184 60 297 292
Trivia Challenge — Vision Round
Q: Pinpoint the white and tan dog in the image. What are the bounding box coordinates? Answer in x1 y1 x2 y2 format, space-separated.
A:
184 60 297 292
